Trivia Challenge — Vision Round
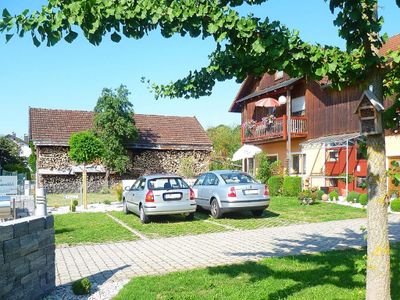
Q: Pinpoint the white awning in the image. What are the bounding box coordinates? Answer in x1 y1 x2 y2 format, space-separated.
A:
232 144 262 161
300 132 363 150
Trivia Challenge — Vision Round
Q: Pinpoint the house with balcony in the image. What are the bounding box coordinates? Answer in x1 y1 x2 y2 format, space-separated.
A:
229 35 400 196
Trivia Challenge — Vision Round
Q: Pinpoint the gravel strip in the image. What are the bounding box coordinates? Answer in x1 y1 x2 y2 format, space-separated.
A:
44 279 129 300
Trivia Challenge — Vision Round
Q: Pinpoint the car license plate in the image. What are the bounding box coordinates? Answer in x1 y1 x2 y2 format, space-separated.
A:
164 193 181 200
244 189 258 195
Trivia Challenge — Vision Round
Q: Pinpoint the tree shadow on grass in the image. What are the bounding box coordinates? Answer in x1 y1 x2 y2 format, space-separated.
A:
211 222 400 299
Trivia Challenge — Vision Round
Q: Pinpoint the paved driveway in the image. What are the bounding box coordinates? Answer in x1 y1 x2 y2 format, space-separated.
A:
56 214 400 289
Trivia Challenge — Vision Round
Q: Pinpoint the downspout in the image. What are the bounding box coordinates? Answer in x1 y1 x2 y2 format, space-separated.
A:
346 139 349 197
287 89 292 175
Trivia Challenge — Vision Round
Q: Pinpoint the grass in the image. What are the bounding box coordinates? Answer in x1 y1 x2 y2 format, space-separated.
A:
114 243 400 300
197 197 366 230
110 211 226 239
54 212 137 245
47 192 118 207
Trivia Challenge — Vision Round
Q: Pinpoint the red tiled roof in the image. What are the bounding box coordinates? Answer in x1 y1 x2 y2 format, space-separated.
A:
29 108 212 150
379 34 400 56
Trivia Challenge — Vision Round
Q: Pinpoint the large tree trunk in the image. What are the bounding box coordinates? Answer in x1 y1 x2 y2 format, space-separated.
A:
366 73 391 300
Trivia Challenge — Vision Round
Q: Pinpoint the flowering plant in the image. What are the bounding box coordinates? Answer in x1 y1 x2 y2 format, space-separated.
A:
261 115 276 126
242 120 257 136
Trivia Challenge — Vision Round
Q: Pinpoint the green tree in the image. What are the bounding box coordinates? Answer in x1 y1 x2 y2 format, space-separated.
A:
0 137 22 171
28 141 36 173
207 124 241 170
69 131 104 208
94 85 138 183
3 1 400 297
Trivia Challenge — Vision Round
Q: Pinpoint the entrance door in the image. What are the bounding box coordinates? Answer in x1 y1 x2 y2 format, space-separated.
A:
388 157 400 197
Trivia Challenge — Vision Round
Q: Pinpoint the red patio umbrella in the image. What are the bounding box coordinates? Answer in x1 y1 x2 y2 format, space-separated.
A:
255 97 281 108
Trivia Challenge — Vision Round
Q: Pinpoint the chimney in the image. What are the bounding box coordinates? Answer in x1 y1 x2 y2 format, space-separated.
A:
24 134 29 144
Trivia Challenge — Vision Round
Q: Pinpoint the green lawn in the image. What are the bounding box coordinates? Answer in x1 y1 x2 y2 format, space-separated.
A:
110 211 226 239
198 197 366 230
114 244 400 300
47 193 118 207
54 212 137 245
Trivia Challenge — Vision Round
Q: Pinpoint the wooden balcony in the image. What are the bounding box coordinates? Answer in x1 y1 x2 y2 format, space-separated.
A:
242 116 308 143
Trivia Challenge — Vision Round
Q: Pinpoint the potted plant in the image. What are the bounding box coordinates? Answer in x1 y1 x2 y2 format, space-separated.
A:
298 188 317 205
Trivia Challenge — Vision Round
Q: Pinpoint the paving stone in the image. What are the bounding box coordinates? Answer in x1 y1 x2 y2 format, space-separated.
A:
54 215 400 286
28 217 45 233
13 221 29 238
0 224 14 242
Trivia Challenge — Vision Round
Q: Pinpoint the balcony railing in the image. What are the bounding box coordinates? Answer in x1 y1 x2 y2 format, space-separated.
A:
242 116 308 143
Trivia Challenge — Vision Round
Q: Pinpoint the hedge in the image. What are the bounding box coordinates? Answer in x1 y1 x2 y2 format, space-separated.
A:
346 191 360 203
282 176 302 197
391 198 400 212
359 194 368 206
267 176 284 196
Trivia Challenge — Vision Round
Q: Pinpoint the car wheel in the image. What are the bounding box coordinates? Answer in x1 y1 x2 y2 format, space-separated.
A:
139 205 150 224
251 209 264 217
185 212 195 221
123 199 131 214
210 199 222 219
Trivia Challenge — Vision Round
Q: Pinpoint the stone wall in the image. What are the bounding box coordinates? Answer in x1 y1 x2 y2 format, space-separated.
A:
37 146 211 194
0 215 55 300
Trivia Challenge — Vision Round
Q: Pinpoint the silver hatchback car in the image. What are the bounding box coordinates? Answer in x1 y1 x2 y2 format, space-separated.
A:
122 174 197 223
192 170 270 218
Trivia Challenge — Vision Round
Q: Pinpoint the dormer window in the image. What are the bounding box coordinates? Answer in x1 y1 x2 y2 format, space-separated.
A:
274 70 284 80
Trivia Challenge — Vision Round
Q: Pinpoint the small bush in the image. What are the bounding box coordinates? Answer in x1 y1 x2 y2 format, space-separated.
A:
70 204 76 212
282 176 302 197
72 199 79 207
103 200 111 205
256 153 272 184
316 189 324 201
100 186 110 194
391 198 400 212
113 183 123 202
359 194 368 206
270 160 284 176
72 278 92 295
346 191 360 203
329 190 339 201
298 189 317 205
268 176 284 196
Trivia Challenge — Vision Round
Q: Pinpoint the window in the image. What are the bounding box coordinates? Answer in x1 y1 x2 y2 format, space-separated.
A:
266 155 278 163
194 174 206 186
248 157 255 176
328 150 339 162
356 177 366 189
204 174 219 186
328 178 338 187
132 178 146 190
274 70 284 80
221 173 256 184
291 96 305 116
148 177 189 190
291 153 306 175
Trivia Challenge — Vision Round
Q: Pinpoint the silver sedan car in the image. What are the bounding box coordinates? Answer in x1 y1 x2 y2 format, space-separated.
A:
192 170 270 218
122 174 197 223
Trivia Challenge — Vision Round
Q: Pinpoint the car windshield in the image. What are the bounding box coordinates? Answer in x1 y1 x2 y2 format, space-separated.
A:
147 177 189 190
220 173 256 184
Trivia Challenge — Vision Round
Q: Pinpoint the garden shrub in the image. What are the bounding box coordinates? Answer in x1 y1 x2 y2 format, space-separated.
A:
113 183 123 201
359 194 368 206
316 189 324 200
70 204 76 212
391 198 400 212
270 160 284 176
72 278 92 295
72 200 79 207
282 176 302 197
100 186 110 194
267 176 284 196
346 191 360 203
329 190 339 201
103 200 111 205
178 156 197 178
256 153 272 184
298 189 317 205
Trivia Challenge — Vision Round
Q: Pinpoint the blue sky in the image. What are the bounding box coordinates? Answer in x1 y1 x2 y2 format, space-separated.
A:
0 0 399 137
